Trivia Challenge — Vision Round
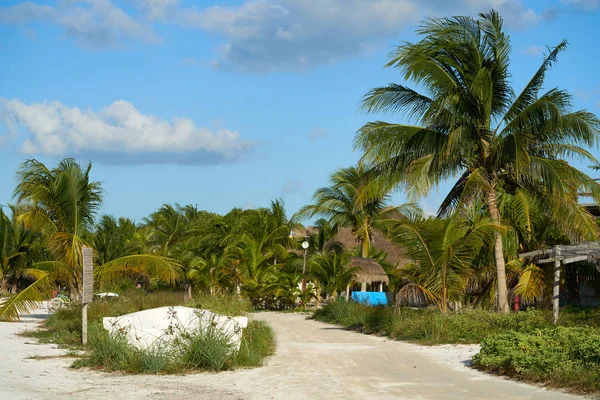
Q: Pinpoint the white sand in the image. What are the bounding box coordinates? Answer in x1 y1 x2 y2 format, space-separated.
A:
0 306 586 400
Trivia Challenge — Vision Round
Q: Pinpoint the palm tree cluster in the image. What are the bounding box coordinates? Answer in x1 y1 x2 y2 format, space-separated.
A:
2 10 599 320
355 10 600 312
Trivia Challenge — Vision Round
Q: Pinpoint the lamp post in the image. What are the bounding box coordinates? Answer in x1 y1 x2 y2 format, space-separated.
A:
290 230 310 293
301 240 309 292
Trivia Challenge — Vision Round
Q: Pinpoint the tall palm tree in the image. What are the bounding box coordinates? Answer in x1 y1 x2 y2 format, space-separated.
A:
355 11 600 312
1 159 181 321
301 164 419 258
14 158 104 299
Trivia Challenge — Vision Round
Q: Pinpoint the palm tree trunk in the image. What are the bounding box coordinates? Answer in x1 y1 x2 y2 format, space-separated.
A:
361 230 370 258
442 262 447 314
0 277 7 295
487 187 510 313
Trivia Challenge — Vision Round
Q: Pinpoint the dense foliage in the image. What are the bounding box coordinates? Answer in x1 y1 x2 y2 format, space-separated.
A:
473 327 600 393
314 300 599 344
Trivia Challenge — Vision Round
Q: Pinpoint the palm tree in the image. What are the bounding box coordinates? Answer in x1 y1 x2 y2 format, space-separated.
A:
310 251 357 300
301 164 419 258
355 10 600 312
14 158 104 299
393 213 500 313
1 207 35 294
93 215 143 265
1 159 181 321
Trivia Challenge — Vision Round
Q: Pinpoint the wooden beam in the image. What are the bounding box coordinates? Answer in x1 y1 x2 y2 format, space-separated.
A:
518 249 555 258
562 255 590 264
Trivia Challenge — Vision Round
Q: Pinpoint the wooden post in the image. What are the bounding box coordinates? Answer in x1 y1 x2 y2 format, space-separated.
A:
553 247 561 325
82 246 94 345
379 282 383 292
345 284 350 301
82 303 88 344
360 282 367 292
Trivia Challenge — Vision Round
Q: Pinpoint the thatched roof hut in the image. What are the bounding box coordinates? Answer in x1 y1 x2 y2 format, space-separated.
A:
349 257 389 285
333 227 410 268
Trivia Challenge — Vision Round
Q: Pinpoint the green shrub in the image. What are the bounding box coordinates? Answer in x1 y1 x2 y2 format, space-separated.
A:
187 292 251 316
179 325 234 372
313 300 597 344
234 320 276 367
313 299 368 328
473 327 600 393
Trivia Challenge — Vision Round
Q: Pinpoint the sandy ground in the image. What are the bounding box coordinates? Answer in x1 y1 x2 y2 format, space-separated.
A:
0 307 588 400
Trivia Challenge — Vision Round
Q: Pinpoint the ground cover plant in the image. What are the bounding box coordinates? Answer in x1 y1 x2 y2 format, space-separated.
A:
24 290 275 374
473 327 600 393
313 300 599 345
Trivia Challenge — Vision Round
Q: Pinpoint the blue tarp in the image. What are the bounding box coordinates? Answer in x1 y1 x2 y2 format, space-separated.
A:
351 291 388 306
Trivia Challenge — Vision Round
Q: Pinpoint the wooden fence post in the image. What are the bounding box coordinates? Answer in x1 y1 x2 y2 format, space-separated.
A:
553 247 561 325
82 246 94 345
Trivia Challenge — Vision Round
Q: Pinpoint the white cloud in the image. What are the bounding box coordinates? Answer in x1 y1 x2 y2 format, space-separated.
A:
0 0 161 49
168 0 554 72
0 98 252 165
521 45 544 57
561 0 600 10
308 127 327 141
133 0 180 20
0 0 556 68
281 178 303 196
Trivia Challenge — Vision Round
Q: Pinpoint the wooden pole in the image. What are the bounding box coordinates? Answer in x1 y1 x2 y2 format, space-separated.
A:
345 284 350 301
82 303 88 345
553 247 561 325
81 246 94 345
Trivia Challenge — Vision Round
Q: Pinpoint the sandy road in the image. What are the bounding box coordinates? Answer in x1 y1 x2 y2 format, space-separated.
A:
0 310 586 400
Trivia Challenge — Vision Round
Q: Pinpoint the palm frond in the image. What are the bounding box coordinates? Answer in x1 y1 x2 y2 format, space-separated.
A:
0 274 52 322
96 254 182 286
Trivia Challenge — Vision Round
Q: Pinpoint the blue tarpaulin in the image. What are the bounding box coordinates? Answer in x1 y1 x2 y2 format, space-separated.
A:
351 291 388 306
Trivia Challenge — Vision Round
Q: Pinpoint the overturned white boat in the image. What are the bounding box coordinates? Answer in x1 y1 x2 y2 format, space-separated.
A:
103 306 248 352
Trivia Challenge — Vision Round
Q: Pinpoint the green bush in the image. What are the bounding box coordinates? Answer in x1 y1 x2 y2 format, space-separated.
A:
314 300 599 345
473 327 600 393
180 325 234 372
234 320 276 367
187 292 251 316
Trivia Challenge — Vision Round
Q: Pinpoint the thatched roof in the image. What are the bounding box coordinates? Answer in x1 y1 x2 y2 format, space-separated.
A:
333 227 410 267
349 257 389 285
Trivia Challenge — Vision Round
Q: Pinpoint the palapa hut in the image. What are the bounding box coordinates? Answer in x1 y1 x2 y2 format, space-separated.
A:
346 257 389 295
333 227 410 268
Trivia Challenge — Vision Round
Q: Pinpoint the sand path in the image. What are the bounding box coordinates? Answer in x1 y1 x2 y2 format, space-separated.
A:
0 309 586 400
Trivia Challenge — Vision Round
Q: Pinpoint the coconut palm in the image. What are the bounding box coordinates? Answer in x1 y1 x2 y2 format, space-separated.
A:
393 213 500 313
301 164 420 258
355 10 600 312
310 251 357 300
0 206 42 295
93 215 143 265
1 159 181 321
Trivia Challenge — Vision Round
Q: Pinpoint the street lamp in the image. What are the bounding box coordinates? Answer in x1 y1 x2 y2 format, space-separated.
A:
301 240 309 292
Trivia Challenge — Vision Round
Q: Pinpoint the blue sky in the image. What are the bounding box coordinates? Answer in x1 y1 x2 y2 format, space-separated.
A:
1 0 599 222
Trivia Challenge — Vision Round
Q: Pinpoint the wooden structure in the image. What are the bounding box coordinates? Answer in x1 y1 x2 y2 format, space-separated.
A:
345 257 389 296
519 243 600 324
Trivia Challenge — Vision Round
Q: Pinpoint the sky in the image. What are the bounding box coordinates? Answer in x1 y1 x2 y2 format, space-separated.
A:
1 0 600 222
